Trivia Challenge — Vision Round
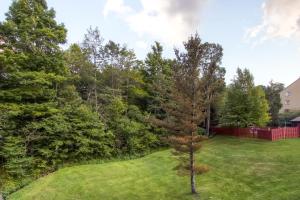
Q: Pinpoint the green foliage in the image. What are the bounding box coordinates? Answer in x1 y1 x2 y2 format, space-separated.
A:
200 42 226 135
0 136 33 178
64 44 97 104
220 68 270 127
104 97 159 155
263 82 284 126
249 86 270 127
0 0 67 74
142 42 173 117
0 0 112 181
66 30 161 157
0 0 67 178
197 127 207 136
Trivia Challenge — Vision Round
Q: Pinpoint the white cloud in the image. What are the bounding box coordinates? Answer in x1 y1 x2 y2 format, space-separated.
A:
246 0 300 43
103 0 132 17
103 0 209 45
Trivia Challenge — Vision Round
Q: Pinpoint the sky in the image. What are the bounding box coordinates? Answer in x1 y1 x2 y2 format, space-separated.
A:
0 0 300 86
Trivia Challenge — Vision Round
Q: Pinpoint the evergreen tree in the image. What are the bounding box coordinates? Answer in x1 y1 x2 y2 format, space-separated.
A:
152 35 209 195
0 0 67 177
143 42 173 117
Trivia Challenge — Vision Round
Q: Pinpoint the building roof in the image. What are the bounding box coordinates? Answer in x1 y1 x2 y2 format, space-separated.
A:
291 116 300 122
283 77 300 91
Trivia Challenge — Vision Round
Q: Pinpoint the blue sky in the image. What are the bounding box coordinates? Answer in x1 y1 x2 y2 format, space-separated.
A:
1 0 299 86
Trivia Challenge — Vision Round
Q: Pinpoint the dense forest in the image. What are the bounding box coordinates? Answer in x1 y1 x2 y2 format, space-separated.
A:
0 0 286 196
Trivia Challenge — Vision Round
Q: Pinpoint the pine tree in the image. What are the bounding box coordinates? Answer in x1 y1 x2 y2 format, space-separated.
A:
0 0 68 177
152 34 209 195
143 42 173 117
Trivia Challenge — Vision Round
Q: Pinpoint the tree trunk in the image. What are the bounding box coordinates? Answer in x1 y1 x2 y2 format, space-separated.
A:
190 147 197 194
190 83 197 194
206 103 211 136
94 70 98 112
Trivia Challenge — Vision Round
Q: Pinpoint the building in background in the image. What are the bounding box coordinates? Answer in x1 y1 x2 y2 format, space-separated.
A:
291 116 300 128
280 77 300 113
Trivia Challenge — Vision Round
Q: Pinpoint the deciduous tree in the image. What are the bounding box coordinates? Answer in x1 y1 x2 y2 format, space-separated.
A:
220 68 270 127
201 43 225 136
263 81 284 126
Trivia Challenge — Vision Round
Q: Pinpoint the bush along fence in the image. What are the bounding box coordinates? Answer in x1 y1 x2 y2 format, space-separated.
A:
212 126 300 141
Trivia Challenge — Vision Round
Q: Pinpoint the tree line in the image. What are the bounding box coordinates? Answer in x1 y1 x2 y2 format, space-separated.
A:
0 0 284 195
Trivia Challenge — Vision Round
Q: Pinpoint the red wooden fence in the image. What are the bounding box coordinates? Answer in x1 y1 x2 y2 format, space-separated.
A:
212 127 300 141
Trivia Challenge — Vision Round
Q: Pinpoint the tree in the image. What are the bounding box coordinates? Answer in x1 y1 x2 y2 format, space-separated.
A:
0 0 68 177
201 43 225 136
64 44 97 104
98 41 158 154
0 0 112 178
249 86 270 127
104 97 159 155
152 35 209 195
143 42 173 116
102 40 142 96
81 27 104 112
263 81 284 126
80 35 159 155
220 68 270 127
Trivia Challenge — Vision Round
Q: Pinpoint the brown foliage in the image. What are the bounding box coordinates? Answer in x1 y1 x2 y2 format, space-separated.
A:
194 164 210 175
150 34 214 194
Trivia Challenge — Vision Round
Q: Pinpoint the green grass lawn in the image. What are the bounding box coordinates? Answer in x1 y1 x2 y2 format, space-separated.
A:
9 136 300 200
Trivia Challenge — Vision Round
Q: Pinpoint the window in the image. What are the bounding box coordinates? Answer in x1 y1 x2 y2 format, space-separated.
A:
285 91 291 97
